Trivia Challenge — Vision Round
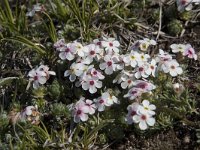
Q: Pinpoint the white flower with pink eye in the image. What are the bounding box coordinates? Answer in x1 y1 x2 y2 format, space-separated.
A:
183 44 197 60
102 92 118 106
123 87 143 100
71 42 89 57
85 44 102 63
176 0 193 11
132 113 155 130
89 68 105 80
58 43 76 61
28 68 47 89
81 75 102 94
121 76 135 89
37 65 56 79
72 100 89 123
123 51 140 68
94 96 107 112
138 100 156 116
93 38 102 47
156 49 172 63
132 80 156 92
101 37 120 54
134 63 149 79
99 55 117 75
85 99 96 115
64 63 84 82
125 102 140 124
170 44 186 53
145 59 157 77
54 39 65 50
162 60 183 77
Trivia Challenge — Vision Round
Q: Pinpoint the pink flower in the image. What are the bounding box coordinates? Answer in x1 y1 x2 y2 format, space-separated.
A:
183 44 197 60
72 100 89 123
81 75 102 94
125 103 140 124
132 80 156 92
133 113 155 130
94 96 107 112
28 68 47 89
85 99 96 115
58 43 76 61
162 60 183 77
101 37 120 54
123 87 143 100
99 55 117 75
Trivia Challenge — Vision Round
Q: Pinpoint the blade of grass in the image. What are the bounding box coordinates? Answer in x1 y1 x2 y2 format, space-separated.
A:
1 36 46 55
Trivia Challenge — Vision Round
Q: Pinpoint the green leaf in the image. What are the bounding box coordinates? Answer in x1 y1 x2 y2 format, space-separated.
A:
0 77 18 86
1 36 46 55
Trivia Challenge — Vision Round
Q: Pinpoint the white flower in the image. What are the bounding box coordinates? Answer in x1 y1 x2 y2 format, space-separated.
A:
58 43 76 60
134 63 149 79
72 100 89 123
102 92 118 106
94 96 107 112
156 49 172 63
28 68 47 89
133 113 155 130
145 59 157 77
85 99 96 115
132 80 156 92
170 44 186 53
99 55 117 75
183 44 197 60
123 87 143 100
123 51 140 68
121 76 134 89
81 75 102 94
54 39 65 50
176 0 193 11
138 100 156 116
138 38 156 52
101 37 120 54
64 63 84 82
37 65 56 79
89 68 105 80
137 53 150 66
125 103 140 124
162 60 183 77
85 44 102 63
71 42 89 57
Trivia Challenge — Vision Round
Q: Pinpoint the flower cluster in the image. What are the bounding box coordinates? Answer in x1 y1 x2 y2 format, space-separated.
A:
125 100 156 130
28 65 56 89
72 91 118 123
52 36 197 130
170 43 197 60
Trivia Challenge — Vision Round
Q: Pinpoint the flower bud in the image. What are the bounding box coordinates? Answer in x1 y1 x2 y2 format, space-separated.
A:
173 83 184 95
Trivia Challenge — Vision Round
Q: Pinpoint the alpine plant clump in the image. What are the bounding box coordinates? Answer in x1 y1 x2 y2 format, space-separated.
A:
27 36 197 130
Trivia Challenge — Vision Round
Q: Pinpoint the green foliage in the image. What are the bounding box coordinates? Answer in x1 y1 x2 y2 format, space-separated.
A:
167 19 183 36
0 0 199 149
